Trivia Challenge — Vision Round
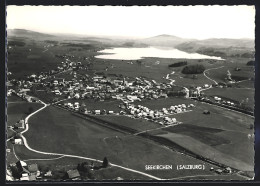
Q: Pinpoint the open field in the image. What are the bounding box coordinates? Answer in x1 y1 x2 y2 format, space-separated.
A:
145 102 254 171
14 144 58 160
7 95 25 102
202 58 254 85
23 105 221 179
156 132 253 171
134 97 194 110
94 115 160 132
7 101 43 126
7 31 255 180
203 87 254 109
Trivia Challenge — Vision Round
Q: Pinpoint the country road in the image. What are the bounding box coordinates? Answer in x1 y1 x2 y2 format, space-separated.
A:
203 66 224 85
19 100 163 180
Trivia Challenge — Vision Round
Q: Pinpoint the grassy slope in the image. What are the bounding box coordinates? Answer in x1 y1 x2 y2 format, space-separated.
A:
7 102 43 126
94 115 159 132
153 102 254 170
157 132 253 171
203 87 254 109
24 106 217 179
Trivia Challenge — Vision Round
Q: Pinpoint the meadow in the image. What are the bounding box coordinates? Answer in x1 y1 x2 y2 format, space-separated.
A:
23 105 219 179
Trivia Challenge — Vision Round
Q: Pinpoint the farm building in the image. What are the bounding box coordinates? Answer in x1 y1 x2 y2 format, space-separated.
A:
14 139 22 145
95 110 101 115
67 169 80 180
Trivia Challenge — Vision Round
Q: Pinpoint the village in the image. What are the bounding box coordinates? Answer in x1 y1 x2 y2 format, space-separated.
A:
6 53 254 181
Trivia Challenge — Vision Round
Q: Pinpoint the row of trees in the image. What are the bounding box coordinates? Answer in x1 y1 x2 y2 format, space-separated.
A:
168 61 187 68
182 64 205 74
247 60 255 66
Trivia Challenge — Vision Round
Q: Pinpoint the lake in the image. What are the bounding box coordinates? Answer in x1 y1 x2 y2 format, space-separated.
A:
95 47 223 60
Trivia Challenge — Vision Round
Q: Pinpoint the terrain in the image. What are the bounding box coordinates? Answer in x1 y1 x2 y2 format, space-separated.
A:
6 29 255 181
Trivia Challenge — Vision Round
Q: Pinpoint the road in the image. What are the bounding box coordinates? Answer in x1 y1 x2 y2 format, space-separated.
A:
203 66 224 85
19 100 163 180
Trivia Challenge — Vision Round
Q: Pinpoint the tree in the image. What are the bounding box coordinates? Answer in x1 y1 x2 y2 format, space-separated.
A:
182 64 205 74
102 157 109 168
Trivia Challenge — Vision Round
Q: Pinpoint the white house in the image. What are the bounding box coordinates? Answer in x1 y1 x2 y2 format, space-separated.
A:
95 110 101 115
14 139 22 145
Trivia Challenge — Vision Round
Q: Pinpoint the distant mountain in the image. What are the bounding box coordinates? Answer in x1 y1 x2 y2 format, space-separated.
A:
175 38 254 58
177 38 254 50
139 34 196 47
7 29 55 38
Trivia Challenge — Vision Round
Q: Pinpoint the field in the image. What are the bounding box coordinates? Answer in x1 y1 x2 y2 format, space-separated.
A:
23 105 223 179
203 87 254 109
6 32 255 180
146 102 254 171
7 98 43 126
94 115 160 132
134 97 195 110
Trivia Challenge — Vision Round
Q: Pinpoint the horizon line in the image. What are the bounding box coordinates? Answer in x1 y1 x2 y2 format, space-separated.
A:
7 28 255 40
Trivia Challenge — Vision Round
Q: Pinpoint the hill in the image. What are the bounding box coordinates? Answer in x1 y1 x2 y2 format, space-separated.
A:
139 34 196 47
175 38 254 58
7 29 55 39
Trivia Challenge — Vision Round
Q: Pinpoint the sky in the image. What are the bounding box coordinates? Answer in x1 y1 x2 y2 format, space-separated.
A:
6 5 255 39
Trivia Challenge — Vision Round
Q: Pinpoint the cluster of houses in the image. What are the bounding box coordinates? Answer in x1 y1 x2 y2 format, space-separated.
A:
8 160 58 181
11 161 41 181
121 102 195 125
61 102 115 115
8 56 191 106
213 96 236 106
7 88 39 103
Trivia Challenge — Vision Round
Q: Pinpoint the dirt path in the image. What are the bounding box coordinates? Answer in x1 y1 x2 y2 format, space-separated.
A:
203 66 224 85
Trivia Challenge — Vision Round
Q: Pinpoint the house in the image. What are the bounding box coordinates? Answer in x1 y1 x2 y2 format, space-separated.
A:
54 90 61 95
53 80 59 86
223 167 232 173
204 84 209 88
67 169 80 180
95 110 101 115
14 139 22 145
20 174 29 181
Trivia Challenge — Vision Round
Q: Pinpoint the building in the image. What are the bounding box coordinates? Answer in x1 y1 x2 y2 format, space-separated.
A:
95 110 101 115
14 139 22 145
67 169 80 180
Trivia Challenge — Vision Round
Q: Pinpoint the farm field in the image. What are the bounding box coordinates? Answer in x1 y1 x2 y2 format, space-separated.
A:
156 132 253 171
203 59 254 85
134 97 195 110
24 105 219 179
94 115 160 132
203 87 254 109
14 145 59 160
146 102 254 171
6 29 255 181
7 101 43 126
7 95 25 102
